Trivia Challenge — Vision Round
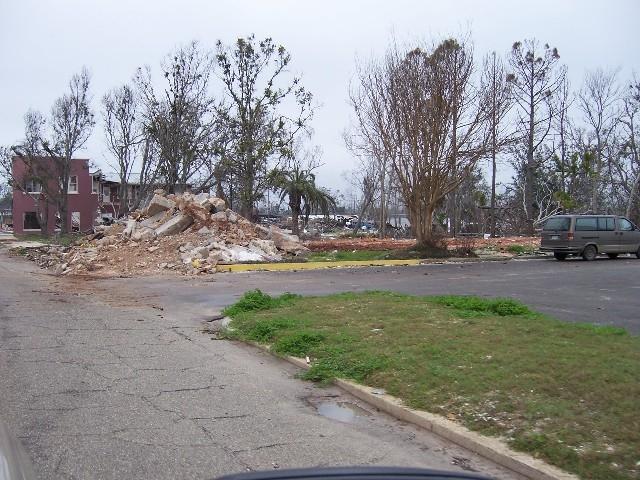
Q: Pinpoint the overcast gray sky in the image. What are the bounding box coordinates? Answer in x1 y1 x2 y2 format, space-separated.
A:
1 0 638 193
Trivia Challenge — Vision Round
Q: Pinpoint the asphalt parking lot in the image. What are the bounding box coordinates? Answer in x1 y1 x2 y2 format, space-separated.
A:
112 256 640 334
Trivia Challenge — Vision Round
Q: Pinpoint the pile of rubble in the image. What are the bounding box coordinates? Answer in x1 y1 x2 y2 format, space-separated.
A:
22 191 308 276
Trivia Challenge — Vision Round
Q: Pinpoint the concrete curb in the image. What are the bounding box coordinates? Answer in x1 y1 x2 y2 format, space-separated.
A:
216 256 524 273
240 338 578 480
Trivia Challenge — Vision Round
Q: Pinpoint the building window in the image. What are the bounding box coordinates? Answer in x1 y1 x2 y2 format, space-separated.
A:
68 175 78 193
24 212 41 230
71 212 80 232
25 179 42 194
92 177 99 194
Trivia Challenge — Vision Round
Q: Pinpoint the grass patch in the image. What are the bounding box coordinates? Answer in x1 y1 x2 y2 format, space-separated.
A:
307 244 477 262
221 289 300 317
506 244 537 255
430 295 531 316
223 290 640 480
306 250 392 262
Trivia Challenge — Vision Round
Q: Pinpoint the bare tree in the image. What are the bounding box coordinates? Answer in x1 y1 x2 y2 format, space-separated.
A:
508 39 566 233
552 76 573 199
347 67 395 238
350 37 492 246
615 76 640 221
216 35 314 219
136 41 221 194
0 115 51 234
102 84 142 216
2 68 94 235
578 68 620 213
480 51 512 236
48 68 95 233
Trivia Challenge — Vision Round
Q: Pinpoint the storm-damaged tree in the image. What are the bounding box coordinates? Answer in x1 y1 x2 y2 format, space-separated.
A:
1 69 94 234
102 83 144 217
480 51 513 236
350 37 492 246
614 76 640 221
347 67 395 238
0 115 54 235
136 42 223 194
508 39 566 233
578 68 620 214
45 68 95 233
215 35 314 220
268 148 335 237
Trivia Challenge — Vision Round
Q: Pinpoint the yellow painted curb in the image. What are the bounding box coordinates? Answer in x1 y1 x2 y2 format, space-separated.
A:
218 258 423 272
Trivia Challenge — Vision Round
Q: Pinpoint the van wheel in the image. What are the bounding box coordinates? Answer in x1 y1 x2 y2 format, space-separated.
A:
636 247 640 259
582 245 597 261
607 253 619 259
554 252 567 261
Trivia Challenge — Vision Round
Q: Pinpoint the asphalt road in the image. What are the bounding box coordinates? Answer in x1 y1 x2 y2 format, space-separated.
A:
0 252 521 480
117 255 640 334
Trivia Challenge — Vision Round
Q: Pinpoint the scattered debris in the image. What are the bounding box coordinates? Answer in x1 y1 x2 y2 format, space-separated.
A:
17 192 309 277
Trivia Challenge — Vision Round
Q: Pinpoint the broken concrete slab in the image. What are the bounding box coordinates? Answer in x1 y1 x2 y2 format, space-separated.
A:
209 197 226 213
154 213 194 237
210 211 227 222
123 219 138 238
146 194 176 216
140 211 170 228
131 227 156 242
270 226 309 255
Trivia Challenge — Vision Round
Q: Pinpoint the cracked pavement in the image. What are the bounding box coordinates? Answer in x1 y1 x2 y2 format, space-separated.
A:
0 252 523 480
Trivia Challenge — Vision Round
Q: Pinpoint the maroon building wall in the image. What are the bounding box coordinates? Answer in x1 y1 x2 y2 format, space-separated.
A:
12 157 99 235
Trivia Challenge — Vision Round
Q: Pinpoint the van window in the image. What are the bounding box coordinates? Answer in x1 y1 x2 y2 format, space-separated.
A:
575 217 598 231
618 218 634 231
597 217 615 231
543 217 571 231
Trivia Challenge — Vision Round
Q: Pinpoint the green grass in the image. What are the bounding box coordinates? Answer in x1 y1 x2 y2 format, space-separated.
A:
506 244 537 255
306 244 476 262
223 290 640 480
306 250 392 262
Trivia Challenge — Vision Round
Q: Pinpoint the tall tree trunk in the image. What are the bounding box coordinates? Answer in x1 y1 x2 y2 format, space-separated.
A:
524 61 536 235
37 198 49 236
592 136 602 213
59 201 69 234
290 205 300 237
627 170 640 220
379 175 386 238
490 88 497 237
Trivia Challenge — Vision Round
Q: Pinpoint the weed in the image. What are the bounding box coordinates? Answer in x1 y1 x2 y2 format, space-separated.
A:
222 290 300 317
430 295 531 316
273 331 325 357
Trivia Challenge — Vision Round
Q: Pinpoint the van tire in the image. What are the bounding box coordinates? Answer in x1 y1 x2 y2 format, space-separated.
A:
607 253 619 259
636 247 640 259
582 245 597 261
554 252 567 261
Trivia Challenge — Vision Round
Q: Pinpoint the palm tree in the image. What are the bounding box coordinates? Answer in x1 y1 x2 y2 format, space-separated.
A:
269 164 336 237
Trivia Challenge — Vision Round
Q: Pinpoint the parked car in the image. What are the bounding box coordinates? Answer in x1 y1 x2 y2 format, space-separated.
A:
540 214 640 261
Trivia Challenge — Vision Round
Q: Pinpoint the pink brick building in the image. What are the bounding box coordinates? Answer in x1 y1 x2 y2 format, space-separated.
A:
12 156 100 234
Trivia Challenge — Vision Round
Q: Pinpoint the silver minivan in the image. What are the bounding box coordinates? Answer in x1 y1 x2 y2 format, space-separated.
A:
540 215 640 261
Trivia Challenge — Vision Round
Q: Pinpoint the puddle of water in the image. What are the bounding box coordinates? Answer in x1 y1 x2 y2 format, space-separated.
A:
316 401 371 423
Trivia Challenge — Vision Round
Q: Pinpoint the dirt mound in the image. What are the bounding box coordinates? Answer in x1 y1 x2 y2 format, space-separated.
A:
22 191 308 276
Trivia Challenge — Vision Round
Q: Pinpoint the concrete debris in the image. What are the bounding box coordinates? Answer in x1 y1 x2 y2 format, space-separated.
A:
270 226 309 255
155 213 194 237
146 194 176 216
22 191 308 277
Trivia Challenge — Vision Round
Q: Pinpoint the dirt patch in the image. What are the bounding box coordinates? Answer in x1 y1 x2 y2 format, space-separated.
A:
305 236 540 253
